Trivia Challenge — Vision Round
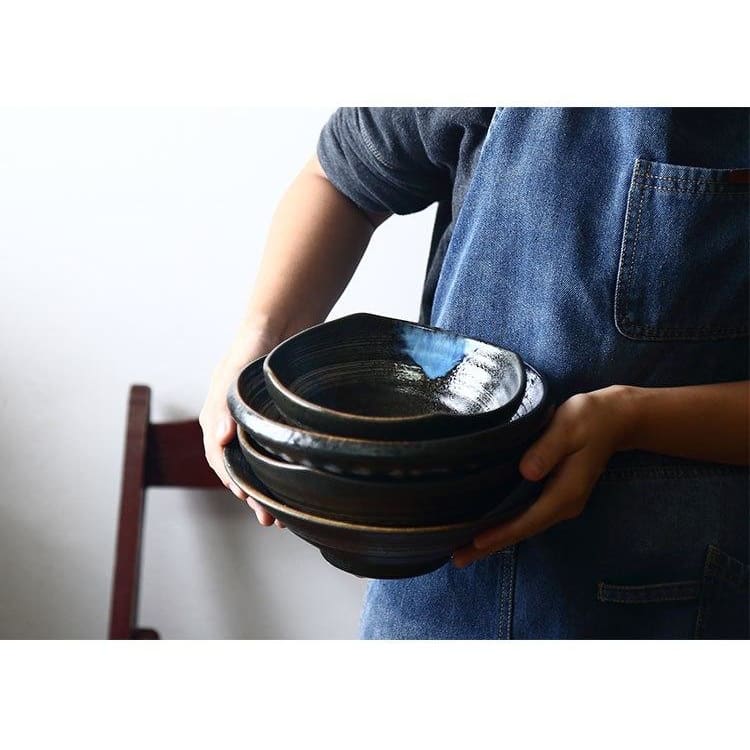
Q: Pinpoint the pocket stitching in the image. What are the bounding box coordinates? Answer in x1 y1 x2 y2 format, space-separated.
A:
598 580 700 604
634 169 750 191
628 184 648 329
636 183 749 198
613 161 645 339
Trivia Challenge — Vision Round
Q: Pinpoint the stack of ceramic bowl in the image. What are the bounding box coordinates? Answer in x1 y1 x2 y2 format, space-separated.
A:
225 313 553 579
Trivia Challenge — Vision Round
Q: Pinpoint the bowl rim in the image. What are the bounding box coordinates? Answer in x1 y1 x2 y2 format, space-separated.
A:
262 312 527 429
236 423 518 489
228 355 551 456
224 438 537 535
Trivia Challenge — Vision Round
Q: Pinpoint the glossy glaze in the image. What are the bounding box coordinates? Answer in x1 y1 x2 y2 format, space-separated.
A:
237 427 522 526
224 438 541 579
228 355 552 477
263 313 526 439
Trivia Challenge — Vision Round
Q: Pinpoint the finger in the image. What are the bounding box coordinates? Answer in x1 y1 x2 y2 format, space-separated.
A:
200 406 236 486
204 436 245 499
202 409 277 526
519 405 579 481
453 454 592 568
204 444 236 493
212 413 264 510
215 409 236 447
216 461 275 526
450 497 557 569
478 453 592 549
209 438 277 526
246 498 275 526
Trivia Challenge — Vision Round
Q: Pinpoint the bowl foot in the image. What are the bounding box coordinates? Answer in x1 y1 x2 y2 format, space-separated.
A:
319 549 448 580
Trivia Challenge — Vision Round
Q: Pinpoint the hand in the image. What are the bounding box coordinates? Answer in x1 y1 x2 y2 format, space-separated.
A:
452 386 635 568
199 325 285 527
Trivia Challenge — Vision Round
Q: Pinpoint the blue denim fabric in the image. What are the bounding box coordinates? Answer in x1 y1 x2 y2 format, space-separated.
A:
361 108 749 639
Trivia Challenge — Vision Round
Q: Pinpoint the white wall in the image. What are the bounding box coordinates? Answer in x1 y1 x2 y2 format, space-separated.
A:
0 108 435 638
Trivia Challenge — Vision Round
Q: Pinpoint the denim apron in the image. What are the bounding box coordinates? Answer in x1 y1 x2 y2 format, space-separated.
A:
360 108 749 639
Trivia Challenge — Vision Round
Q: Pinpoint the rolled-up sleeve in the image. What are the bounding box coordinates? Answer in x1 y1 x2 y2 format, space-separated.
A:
317 108 453 215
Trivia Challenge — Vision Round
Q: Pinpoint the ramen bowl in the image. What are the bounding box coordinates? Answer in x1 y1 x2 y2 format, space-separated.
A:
224 438 541 579
263 313 526 440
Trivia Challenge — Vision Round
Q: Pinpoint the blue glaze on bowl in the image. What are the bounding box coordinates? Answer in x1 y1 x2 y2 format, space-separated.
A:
399 324 472 380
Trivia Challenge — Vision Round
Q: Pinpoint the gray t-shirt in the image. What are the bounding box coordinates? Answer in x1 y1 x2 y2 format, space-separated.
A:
317 107 495 323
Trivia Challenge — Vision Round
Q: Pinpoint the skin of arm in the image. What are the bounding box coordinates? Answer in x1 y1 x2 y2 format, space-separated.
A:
199 155 390 525
452 380 750 567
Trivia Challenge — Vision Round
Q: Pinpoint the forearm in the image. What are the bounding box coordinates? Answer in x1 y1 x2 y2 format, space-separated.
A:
618 381 750 466
235 156 389 346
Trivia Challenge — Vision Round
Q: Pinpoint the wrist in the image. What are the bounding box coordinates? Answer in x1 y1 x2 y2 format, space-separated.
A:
600 384 643 453
227 315 287 363
237 310 293 344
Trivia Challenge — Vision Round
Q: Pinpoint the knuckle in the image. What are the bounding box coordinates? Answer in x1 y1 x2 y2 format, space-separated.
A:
559 393 591 425
567 392 589 409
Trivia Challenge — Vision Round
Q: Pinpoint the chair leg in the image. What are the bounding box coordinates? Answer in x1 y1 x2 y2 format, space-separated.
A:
132 628 160 639
109 386 151 639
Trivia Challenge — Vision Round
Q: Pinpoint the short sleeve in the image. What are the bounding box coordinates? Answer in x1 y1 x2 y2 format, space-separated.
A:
316 108 455 215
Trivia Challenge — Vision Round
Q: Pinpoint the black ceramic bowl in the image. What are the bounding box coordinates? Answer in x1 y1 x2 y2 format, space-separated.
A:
237 427 522 526
224 438 541 579
263 313 526 440
228 355 552 478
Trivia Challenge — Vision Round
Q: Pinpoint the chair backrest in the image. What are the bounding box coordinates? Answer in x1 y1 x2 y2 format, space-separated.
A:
108 385 224 639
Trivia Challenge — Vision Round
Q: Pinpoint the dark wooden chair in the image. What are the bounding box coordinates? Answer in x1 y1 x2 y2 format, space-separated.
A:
108 385 225 639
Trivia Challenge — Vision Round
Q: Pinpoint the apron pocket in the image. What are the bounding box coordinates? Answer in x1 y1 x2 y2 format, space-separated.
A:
597 545 749 638
596 576 702 638
694 544 749 639
614 158 749 342
597 580 700 605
